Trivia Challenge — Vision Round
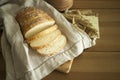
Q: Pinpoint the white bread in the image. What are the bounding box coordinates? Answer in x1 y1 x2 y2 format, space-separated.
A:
24 20 55 39
30 29 61 49
27 24 58 43
16 7 55 39
36 35 67 56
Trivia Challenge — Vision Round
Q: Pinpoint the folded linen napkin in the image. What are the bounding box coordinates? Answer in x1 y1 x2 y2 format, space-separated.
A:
0 0 94 80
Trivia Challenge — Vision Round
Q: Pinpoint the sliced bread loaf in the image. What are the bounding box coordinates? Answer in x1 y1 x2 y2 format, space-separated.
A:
36 35 67 56
27 24 58 43
30 29 61 49
16 7 67 56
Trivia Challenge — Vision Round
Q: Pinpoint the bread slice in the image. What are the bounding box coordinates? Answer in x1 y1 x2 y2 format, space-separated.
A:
24 20 55 39
27 24 58 43
30 29 61 49
36 35 67 56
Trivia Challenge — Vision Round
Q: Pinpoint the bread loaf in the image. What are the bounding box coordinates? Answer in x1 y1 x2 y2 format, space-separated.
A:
16 7 55 39
16 7 67 56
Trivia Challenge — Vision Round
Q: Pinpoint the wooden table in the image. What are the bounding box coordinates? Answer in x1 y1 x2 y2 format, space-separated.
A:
0 0 120 80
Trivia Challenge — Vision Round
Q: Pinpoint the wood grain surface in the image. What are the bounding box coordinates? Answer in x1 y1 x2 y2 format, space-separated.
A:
0 0 120 80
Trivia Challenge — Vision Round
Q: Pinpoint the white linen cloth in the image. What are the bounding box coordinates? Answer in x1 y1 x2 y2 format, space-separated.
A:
0 0 93 80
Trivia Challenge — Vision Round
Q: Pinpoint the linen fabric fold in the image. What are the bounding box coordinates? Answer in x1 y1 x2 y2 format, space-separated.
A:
0 0 93 80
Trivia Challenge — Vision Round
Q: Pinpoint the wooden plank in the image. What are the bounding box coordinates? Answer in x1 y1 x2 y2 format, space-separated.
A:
74 0 119 1
91 9 120 22
44 72 120 80
72 52 120 72
44 52 120 80
73 1 120 9
86 22 120 52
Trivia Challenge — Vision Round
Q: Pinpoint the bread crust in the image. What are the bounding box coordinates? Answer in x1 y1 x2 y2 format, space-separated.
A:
16 7 43 18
